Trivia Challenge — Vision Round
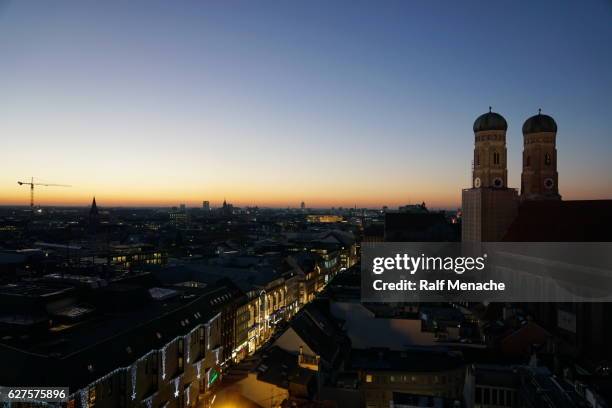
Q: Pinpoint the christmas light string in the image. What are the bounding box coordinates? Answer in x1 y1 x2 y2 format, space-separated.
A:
69 312 220 407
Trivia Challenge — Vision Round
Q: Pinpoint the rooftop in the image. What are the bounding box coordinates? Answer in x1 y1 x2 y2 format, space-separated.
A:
0 282 239 390
350 347 464 372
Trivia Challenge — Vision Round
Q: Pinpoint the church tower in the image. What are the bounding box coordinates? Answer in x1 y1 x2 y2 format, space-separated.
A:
520 110 561 201
472 107 508 189
462 109 518 242
88 196 99 231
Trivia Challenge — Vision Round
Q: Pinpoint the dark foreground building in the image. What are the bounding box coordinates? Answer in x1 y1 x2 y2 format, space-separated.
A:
0 276 239 408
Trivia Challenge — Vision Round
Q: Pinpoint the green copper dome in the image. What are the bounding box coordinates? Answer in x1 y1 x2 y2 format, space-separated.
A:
473 109 508 133
523 111 557 134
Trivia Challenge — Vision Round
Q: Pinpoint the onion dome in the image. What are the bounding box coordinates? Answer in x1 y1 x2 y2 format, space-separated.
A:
473 107 508 133
522 109 557 134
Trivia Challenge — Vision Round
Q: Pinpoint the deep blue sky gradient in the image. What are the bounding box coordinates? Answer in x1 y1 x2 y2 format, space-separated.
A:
1 1 611 207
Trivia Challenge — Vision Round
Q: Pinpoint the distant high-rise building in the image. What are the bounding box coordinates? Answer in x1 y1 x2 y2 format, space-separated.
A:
300 201 305 210
520 110 561 201
462 109 518 242
203 200 210 211
170 205 187 228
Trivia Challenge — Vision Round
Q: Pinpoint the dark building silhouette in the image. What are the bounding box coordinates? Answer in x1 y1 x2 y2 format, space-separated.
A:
222 199 233 216
502 199 612 364
462 109 612 369
384 211 459 242
88 196 99 232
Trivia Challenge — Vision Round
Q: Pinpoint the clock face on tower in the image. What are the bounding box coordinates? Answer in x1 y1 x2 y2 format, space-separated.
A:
493 177 503 188
544 178 555 190
474 177 481 188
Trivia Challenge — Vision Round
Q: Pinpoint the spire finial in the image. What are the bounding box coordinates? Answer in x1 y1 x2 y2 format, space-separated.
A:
538 108 542 115
90 196 99 216
489 106 492 113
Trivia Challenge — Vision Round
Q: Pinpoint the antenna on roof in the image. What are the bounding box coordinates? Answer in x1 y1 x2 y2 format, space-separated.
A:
538 108 542 115
489 106 492 113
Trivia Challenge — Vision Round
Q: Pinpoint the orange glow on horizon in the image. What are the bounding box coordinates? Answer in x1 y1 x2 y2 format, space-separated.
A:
0 190 461 209
1 184 609 209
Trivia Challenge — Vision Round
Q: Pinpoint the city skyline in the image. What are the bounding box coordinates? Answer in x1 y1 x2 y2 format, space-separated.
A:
1 0 611 208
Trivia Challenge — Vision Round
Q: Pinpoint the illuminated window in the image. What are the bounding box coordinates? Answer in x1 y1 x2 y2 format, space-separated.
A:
88 387 96 407
365 374 373 383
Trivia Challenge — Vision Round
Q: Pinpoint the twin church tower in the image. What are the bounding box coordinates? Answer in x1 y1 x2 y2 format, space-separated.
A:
462 108 560 242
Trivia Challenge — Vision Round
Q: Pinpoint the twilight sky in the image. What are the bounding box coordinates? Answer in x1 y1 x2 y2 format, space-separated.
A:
1 0 611 209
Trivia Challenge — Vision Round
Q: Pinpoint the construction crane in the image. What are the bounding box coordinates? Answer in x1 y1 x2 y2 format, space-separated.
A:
17 177 71 211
